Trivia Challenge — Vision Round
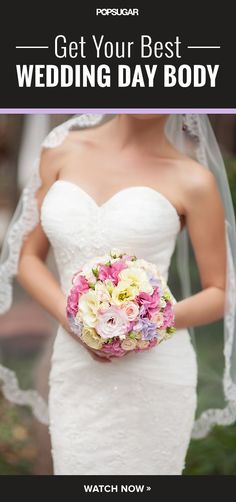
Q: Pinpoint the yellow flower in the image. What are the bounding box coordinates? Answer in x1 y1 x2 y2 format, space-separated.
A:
81 326 103 350
119 267 153 294
136 340 150 350
111 280 138 305
121 338 137 351
78 290 100 327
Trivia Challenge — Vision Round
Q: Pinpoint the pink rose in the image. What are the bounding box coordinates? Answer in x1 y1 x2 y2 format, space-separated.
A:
151 311 164 328
120 301 139 321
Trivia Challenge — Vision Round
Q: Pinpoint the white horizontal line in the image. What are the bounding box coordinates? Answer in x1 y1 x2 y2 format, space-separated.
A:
187 46 221 49
15 46 49 49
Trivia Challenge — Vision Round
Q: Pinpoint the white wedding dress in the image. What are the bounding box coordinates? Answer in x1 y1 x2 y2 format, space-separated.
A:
40 179 198 475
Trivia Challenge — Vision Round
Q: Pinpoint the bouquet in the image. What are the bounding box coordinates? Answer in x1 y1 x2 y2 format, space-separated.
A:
66 249 176 357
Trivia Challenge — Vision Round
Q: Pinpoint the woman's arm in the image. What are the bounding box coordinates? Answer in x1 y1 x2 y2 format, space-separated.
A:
16 149 111 362
174 168 227 330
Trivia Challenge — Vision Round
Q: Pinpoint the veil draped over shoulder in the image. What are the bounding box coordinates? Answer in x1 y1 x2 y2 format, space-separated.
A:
0 113 235 438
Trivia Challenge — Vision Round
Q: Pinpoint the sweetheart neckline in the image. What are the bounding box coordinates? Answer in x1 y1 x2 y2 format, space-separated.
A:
45 179 181 230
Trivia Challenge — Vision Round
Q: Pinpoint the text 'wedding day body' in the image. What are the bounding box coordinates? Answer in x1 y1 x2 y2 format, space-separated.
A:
15 34 220 89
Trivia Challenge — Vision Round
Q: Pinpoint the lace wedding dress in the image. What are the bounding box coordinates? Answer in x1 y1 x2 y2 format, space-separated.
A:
40 179 198 475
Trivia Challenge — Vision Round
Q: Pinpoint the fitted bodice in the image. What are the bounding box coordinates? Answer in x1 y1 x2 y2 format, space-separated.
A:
40 180 181 295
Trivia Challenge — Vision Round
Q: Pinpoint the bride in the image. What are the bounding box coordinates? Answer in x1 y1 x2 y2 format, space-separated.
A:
0 113 235 475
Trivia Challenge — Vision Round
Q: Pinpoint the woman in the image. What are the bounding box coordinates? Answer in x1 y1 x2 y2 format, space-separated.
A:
0 114 234 475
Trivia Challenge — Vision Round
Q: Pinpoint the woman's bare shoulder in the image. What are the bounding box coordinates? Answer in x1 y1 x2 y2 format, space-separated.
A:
179 157 217 194
162 142 216 190
174 156 221 217
38 128 98 184
39 145 64 184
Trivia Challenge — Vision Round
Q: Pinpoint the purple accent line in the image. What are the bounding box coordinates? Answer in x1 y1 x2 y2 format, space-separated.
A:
0 108 236 114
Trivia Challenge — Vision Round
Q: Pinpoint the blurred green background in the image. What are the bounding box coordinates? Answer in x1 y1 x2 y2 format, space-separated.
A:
0 115 236 475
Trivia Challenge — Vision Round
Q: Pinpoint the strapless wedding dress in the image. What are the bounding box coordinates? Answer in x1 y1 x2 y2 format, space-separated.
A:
40 179 198 475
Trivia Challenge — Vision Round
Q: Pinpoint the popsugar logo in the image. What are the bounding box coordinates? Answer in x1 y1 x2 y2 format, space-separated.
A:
96 8 139 16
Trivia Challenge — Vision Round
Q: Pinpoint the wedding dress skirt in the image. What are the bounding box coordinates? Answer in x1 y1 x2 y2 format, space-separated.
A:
40 180 198 475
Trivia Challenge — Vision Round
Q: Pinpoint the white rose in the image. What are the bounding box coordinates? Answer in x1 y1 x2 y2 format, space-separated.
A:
95 282 111 302
78 290 100 327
